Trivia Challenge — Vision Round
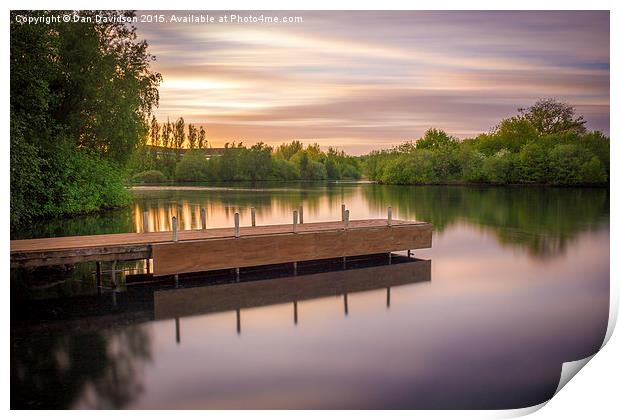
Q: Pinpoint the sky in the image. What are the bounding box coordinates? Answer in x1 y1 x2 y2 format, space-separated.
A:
136 11 609 155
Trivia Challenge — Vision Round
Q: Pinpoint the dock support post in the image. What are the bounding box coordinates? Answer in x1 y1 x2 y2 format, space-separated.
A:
387 287 391 308
111 260 117 288
387 207 392 226
234 213 240 237
407 250 411 258
172 216 178 242
201 208 206 230
293 210 298 233
96 261 102 289
343 255 347 269
299 206 304 224
341 203 346 221
343 209 349 230
175 317 180 344
293 261 298 275
251 207 256 227
143 211 149 233
293 301 298 325
344 293 349 316
174 273 179 288
388 252 392 264
235 267 240 282
236 309 241 335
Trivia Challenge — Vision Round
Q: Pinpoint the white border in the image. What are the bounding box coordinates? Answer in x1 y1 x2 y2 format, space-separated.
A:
2 1 617 418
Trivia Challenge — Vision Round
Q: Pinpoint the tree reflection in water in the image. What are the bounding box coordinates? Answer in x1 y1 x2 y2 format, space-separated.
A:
11 325 151 409
11 183 609 262
363 185 609 259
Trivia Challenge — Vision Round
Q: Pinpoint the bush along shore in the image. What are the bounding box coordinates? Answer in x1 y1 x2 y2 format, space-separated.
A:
362 99 609 187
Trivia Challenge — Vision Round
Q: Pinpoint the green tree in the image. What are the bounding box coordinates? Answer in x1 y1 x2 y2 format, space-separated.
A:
150 116 160 147
580 157 607 184
580 131 610 173
381 150 435 184
295 151 310 177
431 148 460 180
493 117 539 152
325 158 341 179
272 158 300 180
275 141 303 160
198 126 207 149
481 149 519 184
415 128 458 150
243 143 273 181
518 98 587 135
548 144 591 185
518 142 549 183
187 124 197 149
458 147 485 182
175 150 209 181
161 119 171 148
10 10 160 227
13 11 161 162
341 163 362 179
173 117 185 160
305 160 327 180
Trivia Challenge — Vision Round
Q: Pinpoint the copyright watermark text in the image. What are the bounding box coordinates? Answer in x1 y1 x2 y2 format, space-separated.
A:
13 13 304 25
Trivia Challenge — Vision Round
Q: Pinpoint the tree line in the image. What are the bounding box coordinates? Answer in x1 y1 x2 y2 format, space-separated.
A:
130 131 363 183
363 99 609 186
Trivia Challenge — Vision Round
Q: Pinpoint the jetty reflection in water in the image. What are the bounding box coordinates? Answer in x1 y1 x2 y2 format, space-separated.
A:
154 256 432 337
11 256 432 409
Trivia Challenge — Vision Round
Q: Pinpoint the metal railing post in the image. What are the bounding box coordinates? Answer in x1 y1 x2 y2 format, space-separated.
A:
200 208 206 230
172 216 178 241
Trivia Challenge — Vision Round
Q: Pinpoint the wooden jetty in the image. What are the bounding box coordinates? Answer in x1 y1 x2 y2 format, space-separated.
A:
11 208 432 276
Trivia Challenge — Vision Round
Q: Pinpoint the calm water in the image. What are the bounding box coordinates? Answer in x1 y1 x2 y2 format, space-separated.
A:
11 183 610 409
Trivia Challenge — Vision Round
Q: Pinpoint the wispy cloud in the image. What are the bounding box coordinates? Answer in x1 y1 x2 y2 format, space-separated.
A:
137 11 609 154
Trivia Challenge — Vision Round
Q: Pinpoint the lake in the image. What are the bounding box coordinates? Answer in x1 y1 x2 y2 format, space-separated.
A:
10 183 610 409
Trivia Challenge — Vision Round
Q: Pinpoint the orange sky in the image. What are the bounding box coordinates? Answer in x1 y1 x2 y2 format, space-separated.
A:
136 11 609 155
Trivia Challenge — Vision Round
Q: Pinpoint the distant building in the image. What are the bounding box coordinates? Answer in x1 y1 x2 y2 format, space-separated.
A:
147 145 226 159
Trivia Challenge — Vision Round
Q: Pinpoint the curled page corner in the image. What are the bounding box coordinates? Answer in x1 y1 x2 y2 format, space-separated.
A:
499 355 598 419
554 355 595 396
602 298 618 348
497 401 548 418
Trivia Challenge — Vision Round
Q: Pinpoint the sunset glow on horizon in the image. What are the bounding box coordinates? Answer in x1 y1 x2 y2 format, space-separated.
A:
137 11 609 155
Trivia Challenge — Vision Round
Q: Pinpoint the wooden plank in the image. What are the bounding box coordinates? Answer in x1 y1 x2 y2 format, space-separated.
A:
10 247 151 268
151 223 432 276
154 259 431 320
11 219 417 253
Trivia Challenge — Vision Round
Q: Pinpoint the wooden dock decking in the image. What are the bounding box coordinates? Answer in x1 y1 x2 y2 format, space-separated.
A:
11 218 433 276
